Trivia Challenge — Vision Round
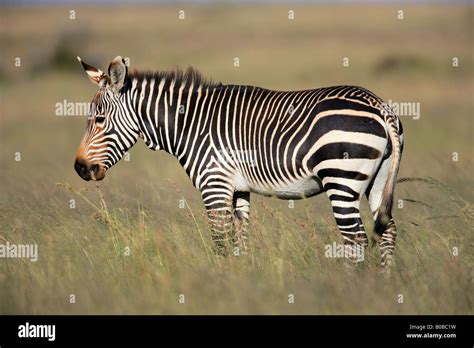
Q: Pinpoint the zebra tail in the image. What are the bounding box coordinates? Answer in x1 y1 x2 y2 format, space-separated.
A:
374 109 401 237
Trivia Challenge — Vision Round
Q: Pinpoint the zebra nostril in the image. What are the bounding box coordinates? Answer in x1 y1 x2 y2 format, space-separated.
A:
75 161 84 175
89 163 105 181
74 159 91 181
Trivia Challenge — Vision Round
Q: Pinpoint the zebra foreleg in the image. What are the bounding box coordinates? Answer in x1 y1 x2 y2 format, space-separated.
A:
201 184 235 256
232 192 250 256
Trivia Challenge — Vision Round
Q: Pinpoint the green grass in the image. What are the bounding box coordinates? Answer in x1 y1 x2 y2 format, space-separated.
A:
0 4 473 314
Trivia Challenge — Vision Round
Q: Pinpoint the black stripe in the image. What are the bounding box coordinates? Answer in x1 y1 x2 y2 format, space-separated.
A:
310 113 387 139
324 183 359 199
318 168 368 181
335 217 359 227
328 194 357 202
310 143 381 169
332 206 359 215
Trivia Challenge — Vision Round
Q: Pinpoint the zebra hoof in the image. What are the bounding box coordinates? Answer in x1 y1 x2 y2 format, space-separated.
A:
379 258 394 277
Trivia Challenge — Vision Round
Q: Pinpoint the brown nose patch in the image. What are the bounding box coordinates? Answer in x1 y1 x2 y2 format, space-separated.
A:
75 143 87 162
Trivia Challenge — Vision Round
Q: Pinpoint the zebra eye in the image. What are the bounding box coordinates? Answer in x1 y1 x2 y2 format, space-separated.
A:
95 115 106 124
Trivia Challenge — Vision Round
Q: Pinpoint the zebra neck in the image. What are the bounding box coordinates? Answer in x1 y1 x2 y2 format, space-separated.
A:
131 77 213 157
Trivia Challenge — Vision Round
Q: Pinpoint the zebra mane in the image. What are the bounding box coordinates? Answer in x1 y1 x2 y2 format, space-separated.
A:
128 67 222 90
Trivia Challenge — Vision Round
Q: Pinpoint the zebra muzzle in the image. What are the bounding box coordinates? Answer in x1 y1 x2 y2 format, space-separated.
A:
74 159 105 181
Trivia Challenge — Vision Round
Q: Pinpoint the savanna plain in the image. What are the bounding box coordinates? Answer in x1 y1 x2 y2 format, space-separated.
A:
0 5 472 314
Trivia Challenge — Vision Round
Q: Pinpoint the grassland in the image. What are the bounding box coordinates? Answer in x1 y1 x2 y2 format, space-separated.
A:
0 5 473 314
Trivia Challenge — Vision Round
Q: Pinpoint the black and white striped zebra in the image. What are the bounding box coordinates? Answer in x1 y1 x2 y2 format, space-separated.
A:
74 56 403 268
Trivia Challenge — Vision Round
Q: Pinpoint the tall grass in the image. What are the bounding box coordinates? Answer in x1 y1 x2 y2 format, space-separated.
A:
0 176 471 314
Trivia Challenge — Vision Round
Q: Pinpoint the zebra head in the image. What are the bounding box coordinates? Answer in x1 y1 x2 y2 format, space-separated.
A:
74 56 140 181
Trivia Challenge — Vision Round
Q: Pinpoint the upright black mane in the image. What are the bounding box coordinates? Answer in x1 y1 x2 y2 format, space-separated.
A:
128 67 222 90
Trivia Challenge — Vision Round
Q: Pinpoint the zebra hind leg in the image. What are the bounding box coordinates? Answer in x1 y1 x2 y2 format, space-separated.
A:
326 189 368 265
376 217 397 269
366 159 398 269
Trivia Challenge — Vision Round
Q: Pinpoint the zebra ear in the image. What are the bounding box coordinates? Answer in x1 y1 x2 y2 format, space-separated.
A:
107 56 128 93
77 56 107 87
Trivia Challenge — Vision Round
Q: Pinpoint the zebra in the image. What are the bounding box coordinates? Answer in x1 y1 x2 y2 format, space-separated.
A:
74 56 403 268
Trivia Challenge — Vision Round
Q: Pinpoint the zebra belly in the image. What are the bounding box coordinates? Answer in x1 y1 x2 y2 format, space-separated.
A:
233 172 324 199
272 176 324 199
